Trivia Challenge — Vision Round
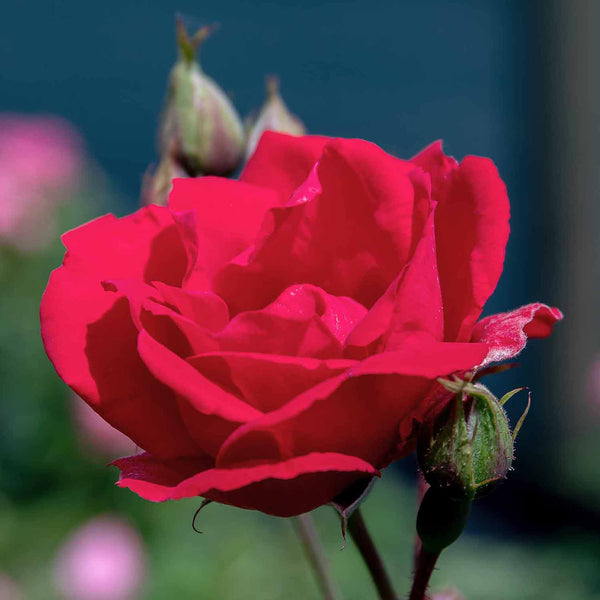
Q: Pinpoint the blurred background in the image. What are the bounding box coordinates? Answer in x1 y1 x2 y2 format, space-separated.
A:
0 0 599 598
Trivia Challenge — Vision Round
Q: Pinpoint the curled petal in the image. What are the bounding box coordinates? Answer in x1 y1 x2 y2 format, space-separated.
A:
101 278 162 329
240 131 330 202
59 205 189 285
413 142 511 342
213 284 367 358
411 140 458 200
168 177 279 289
139 299 218 357
102 280 223 358
472 303 564 367
114 451 379 517
437 157 510 341
151 282 229 330
345 208 443 356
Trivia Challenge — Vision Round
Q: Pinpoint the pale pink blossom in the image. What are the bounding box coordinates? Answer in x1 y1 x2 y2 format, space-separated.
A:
54 516 146 600
0 114 83 251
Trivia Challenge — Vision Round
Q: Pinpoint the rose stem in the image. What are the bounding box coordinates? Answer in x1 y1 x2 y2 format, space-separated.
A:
408 548 439 600
413 473 428 568
293 513 343 600
347 509 397 600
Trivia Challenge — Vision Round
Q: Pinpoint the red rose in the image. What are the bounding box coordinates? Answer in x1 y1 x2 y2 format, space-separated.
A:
41 133 562 517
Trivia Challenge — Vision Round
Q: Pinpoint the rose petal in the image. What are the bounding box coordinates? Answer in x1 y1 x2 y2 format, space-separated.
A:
114 451 378 517
216 337 488 469
345 208 443 356
417 145 510 342
411 140 458 200
471 303 564 367
41 208 199 457
101 280 226 358
61 206 189 285
213 284 367 358
240 131 330 202
137 330 261 456
216 138 433 313
349 338 488 377
139 299 217 357
113 452 214 486
150 282 229 330
101 278 162 329
188 351 356 413
168 177 279 290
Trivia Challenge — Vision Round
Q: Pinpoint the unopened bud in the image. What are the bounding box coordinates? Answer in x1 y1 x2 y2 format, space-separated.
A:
160 21 245 176
418 379 528 500
245 75 306 159
142 155 188 207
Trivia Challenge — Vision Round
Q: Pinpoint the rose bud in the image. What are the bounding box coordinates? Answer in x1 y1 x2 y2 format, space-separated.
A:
417 379 528 501
141 154 189 207
245 75 306 160
159 20 244 177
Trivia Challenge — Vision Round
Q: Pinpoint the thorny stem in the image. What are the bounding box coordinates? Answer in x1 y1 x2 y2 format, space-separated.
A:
408 548 440 600
347 509 397 600
294 513 342 600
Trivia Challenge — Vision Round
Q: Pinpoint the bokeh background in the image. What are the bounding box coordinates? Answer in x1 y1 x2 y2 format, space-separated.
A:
1 1 599 598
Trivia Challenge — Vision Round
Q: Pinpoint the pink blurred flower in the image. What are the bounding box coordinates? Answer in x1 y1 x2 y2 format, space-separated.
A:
0 573 21 600
71 393 136 459
54 516 146 600
0 114 83 251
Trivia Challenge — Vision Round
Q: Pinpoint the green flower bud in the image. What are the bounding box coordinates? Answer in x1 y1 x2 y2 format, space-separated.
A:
160 21 245 176
417 379 528 500
245 75 306 159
